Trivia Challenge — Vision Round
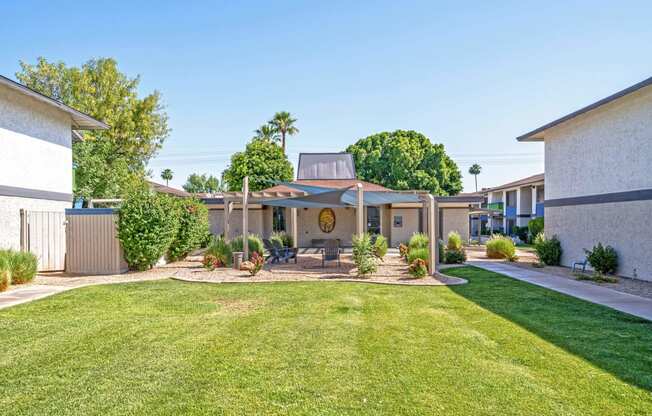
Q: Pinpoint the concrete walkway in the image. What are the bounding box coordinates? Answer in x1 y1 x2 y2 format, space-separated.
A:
468 261 652 321
0 285 71 310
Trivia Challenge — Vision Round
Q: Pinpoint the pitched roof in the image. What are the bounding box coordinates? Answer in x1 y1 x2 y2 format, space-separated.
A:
0 74 109 130
147 181 191 197
262 179 391 193
517 76 652 142
483 173 544 193
297 153 356 180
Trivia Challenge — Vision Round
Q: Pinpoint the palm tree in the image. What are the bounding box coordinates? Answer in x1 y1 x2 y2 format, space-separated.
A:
269 111 299 154
468 164 482 192
253 124 279 143
161 169 173 186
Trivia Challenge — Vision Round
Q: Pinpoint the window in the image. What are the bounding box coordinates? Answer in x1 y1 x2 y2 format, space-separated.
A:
273 207 286 232
367 206 381 235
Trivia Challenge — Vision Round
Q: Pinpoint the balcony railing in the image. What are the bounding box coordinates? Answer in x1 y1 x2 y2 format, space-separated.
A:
486 202 503 211
535 202 544 217
505 206 517 218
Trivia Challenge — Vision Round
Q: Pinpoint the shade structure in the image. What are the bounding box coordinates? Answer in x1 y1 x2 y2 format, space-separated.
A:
252 182 423 208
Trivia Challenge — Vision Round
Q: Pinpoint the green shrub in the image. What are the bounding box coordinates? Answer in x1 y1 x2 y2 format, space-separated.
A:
408 258 428 278
229 235 264 256
408 233 429 251
0 251 11 292
206 235 233 267
438 239 445 264
118 189 180 271
528 217 544 240
372 235 388 259
585 243 618 275
270 231 293 248
446 231 463 251
243 252 265 276
352 233 377 276
408 247 429 264
513 226 529 243
9 251 38 284
486 235 517 261
534 233 562 266
167 198 210 262
444 248 466 264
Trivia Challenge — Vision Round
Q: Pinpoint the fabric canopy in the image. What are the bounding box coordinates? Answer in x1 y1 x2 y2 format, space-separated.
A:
253 182 423 208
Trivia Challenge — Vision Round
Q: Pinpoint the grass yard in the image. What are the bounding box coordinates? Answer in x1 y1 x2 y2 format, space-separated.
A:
1 267 652 415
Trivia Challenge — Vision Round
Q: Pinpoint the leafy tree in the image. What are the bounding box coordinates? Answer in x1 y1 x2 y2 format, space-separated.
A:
183 173 220 194
16 57 169 201
222 139 293 191
161 169 173 186
345 130 462 195
253 124 279 143
468 163 482 192
269 111 299 154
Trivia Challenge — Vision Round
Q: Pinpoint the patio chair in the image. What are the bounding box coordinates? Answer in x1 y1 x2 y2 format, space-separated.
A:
321 239 341 268
572 259 588 273
272 239 297 264
263 239 284 264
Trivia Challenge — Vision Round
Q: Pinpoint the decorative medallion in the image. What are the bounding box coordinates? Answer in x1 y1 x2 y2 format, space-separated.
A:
318 208 336 233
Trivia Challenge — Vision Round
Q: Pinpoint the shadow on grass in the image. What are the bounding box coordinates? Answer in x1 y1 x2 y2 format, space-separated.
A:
445 266 652 392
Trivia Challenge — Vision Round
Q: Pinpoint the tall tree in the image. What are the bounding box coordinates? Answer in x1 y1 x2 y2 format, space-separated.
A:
161 169 173 186
253 124 279 143
468 164 482 192
269 111 299 154
183 174 220 194
346 130 462 195
16 57 169 202
222 138 294 191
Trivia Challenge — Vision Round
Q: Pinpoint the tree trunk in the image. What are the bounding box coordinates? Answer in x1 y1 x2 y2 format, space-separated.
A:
474 175 478 192
282 131 286 153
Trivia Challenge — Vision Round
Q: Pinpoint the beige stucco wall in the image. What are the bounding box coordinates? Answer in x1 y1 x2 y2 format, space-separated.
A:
207 208 264 239
390 208 420 247
543 86 652 281
546 201 652 281
0 196 69 250
544 87 652 200
440 208 470 243
296 207 356 247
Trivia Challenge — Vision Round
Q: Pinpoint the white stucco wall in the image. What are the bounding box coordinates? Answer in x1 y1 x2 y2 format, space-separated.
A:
207 208 264 239
544 87 652 200
0 83 72 194
0 196 69 250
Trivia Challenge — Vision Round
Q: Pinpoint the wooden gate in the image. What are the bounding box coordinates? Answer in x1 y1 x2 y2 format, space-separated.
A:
20 210 67 272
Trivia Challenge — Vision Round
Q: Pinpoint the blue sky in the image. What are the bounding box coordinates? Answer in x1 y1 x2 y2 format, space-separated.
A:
2 1 651 192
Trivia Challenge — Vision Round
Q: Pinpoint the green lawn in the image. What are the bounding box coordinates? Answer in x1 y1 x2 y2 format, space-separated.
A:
1 267 652 415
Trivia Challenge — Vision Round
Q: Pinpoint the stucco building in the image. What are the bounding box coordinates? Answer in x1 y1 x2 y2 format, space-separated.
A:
0 75 107 256
203 153 481 247
518 76 652 281
482 173 545 234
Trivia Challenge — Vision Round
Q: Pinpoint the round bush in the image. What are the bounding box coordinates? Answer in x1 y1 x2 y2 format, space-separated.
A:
229 235 264 256
528 217 544 239
486 235 517 261
408 233 429 251
205 235 233 266
167 198 210 262
444 248 466 264
408 247 429 264
585 243 618 275
118 190 180 271
373 235 388 259
446 231 463 251
0 251 11 292
534 233 562 266
9 251 38 284
408 258 428 278
352 233 377 276
270 231 293 248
